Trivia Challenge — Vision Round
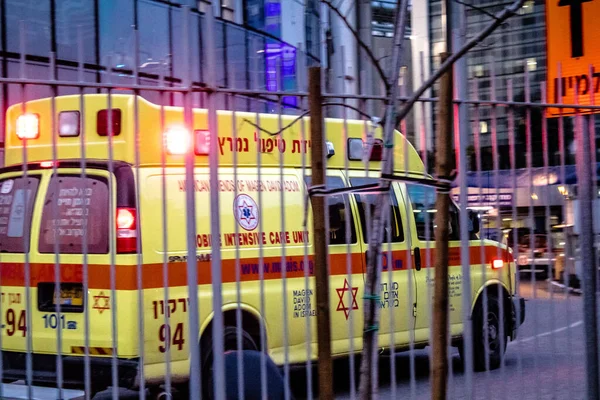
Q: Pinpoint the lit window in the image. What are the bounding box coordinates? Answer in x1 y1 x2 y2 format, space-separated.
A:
526 57 537 72
474 64 485 78
518 0 534 14
480 121 489 134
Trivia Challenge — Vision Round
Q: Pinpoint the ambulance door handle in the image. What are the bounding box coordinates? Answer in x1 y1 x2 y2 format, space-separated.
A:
413 247 422 271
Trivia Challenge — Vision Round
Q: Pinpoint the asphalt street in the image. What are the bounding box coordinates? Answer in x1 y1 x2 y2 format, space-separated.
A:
309 278 588 400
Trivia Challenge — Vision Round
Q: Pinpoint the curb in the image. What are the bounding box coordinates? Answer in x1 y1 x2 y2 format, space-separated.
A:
550 280 583 295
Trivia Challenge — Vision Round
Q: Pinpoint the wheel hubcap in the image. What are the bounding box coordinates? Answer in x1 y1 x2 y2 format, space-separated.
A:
486 312 500 352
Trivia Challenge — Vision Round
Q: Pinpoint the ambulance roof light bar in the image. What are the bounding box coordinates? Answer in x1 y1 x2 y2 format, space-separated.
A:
347 138 383 162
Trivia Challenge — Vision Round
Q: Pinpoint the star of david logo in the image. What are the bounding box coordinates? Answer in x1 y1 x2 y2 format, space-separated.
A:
336 279 359 320
93 291 110 314
238 201 256 224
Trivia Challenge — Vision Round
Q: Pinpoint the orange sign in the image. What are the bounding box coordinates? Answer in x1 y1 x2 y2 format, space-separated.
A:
546 0 600 114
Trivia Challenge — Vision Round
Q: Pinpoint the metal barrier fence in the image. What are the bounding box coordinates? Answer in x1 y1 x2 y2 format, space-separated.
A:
0 3 599 400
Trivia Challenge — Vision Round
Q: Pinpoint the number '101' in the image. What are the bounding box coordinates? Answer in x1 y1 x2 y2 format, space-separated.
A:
43 313 66 329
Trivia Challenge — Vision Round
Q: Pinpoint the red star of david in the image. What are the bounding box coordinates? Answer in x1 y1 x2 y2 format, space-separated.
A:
238 200 256 224
336 279 358 320
93 291 110 314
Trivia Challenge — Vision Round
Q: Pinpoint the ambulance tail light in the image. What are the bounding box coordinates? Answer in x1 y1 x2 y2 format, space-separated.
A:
16 113 40 139
164 126 191 155
491 259 504 269
116 207 137 253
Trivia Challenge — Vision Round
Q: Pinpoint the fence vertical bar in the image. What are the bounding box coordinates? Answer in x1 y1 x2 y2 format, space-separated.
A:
340 45 357 400
187 4 204 400
275 60 292 400
577 77 600 400
297 46 314 400
541 81 559 399
18 20 34 400
77 26 92 399
507 78 525 396
48 50 64 400
158 65 172 399
489 57 507 386
470 78 491 399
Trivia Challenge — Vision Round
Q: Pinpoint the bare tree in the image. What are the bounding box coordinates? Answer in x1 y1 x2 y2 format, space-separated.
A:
315 1 527 399
242 1 527 398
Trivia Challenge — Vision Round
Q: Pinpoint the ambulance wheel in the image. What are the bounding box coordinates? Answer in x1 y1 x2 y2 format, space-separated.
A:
467 293 507 372
201 325 258 400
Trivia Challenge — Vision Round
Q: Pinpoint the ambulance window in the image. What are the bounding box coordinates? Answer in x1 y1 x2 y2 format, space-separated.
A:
406 184 461 241
304 176 357 245
0 177 40 253
39 175 109 254
350 177 404 243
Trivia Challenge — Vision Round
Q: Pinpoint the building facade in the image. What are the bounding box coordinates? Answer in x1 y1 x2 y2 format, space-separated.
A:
411 0 552 169
0 0 324 146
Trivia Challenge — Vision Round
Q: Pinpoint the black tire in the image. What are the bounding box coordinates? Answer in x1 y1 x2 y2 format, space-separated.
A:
201 325 258 400
470 293 507 371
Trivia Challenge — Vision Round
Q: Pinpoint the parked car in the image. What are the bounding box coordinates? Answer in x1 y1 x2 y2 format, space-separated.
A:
511 230 564 279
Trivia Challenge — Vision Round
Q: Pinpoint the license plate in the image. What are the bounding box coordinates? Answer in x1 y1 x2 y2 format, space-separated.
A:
54 287 83 307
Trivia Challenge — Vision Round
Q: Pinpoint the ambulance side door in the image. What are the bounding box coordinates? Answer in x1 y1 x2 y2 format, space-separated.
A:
404 183 464 342
305 171 364 348
347 173 415 344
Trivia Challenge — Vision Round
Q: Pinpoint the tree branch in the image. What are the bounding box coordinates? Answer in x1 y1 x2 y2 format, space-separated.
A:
240 110 311 136
239 102 381 136
321 0 390 92
322 102 382 123
395 0 526 123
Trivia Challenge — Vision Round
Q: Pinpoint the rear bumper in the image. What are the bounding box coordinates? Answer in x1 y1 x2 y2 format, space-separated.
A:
517 257 556 272
2 352 139 390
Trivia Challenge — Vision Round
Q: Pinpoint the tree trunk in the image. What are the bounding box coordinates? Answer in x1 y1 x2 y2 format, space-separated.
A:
430 51 453 400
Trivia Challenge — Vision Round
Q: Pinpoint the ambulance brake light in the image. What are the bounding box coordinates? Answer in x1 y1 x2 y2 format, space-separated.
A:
117 207 137 254
491 259 503 269
16 113 40 139
164 126 191 155
40 161 55 168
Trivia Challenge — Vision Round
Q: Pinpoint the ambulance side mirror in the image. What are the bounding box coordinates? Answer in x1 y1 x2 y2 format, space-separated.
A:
468 210 480 235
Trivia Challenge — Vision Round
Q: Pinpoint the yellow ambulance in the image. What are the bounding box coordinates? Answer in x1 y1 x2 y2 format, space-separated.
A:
0 94 524 395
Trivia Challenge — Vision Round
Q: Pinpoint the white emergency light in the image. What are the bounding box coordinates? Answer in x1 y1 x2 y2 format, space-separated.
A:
16 113 40 139
58 111 80 137
164 126 191 155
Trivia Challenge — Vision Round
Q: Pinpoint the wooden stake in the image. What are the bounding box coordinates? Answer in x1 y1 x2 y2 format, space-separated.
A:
309 66 333 400
431 51 453 400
